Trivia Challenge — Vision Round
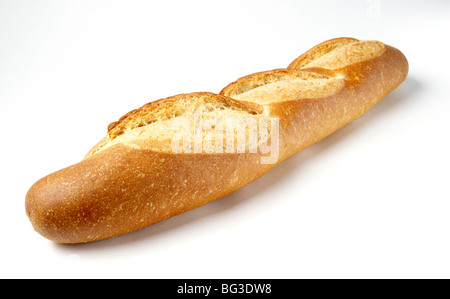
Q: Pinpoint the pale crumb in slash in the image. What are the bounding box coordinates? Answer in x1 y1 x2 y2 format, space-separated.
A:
303 40 384 70
232 75 344 104
88 94 266 156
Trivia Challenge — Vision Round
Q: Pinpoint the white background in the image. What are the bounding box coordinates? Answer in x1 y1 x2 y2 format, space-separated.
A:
1 0 449 279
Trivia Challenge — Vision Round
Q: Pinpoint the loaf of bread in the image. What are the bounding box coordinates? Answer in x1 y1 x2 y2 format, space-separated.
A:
25 37 408 243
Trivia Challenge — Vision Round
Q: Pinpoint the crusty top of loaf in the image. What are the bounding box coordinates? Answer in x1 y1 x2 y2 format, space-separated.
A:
85 38 390 160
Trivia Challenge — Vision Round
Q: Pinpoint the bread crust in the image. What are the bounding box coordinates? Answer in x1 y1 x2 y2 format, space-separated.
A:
25 38 408 243
26 145 273 243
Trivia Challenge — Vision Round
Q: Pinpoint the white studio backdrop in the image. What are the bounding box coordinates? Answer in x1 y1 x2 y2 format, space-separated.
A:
1 0 449 278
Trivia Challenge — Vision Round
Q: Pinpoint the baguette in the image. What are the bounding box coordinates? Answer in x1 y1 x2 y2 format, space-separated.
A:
25 37 408 243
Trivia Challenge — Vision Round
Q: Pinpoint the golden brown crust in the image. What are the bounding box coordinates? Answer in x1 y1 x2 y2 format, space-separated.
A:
26 145 273 243
25 37 408 243
221 41 407 160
